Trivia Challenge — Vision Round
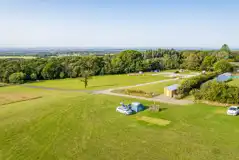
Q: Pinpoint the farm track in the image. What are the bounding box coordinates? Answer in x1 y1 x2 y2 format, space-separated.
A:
22 78 193 105
94 78 193 105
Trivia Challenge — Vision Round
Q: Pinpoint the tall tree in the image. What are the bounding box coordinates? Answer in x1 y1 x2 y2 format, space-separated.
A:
80 70 92 88
220 44 231 53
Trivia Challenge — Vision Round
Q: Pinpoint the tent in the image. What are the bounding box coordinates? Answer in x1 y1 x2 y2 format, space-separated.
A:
130 102 145 112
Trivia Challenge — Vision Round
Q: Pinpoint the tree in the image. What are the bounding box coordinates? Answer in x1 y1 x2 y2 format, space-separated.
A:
213 59 233 73
41 60 63 79
182 53 201 70
220 44 231 53
9 72 26 84
200 56 217 71
213 51 230 60
80 70 92 88
30 73 37 80
112 50 143 73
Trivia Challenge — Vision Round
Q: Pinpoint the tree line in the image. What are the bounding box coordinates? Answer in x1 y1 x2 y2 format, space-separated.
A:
0 44 237 84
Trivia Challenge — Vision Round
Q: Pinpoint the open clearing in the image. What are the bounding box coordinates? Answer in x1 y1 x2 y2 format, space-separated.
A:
126 79 181 96
0 74 239 160
29 74 169 90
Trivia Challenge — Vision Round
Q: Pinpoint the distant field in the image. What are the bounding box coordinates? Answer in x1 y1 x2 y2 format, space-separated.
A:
0 56 36 59
29 74 170 90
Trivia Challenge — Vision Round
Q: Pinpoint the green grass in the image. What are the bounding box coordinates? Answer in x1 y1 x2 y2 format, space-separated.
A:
0 74 239 160
29 74 169 90
228 79 239 87
128 79 181 95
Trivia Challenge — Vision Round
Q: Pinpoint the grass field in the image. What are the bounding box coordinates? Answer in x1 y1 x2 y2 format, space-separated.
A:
129 79 181 95
0 74 239 160
228 79 239 87
29 74 169 90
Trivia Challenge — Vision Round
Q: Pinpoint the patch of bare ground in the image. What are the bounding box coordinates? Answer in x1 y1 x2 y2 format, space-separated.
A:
0 93 42 106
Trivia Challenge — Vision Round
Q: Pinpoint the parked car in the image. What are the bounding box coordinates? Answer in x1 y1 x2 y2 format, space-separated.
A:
227 106 239 116
116 106 133 115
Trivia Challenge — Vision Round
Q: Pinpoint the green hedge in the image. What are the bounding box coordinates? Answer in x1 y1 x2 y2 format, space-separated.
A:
193 81 239 104
177 72 218 98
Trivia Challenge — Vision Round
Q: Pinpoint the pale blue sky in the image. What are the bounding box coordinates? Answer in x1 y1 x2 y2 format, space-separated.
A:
0 0 239 48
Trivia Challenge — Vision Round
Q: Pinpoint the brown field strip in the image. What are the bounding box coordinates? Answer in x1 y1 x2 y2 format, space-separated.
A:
0 94 42 106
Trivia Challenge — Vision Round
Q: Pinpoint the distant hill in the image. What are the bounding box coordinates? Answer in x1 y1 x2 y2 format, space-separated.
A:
0 47 238 56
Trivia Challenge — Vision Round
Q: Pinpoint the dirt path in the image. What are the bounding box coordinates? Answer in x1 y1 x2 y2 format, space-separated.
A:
23 78 193 105
94 78 193 105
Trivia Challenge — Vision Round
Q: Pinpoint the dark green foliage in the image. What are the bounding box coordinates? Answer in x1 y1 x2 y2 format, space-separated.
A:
30 73 37 80
0 46 235 84
59 72 65 79
193 81 239 104
177 72 218 98
8 72 26 84
220 44 231 53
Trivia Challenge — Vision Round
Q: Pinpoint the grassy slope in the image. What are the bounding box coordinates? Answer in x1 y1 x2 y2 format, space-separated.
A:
0 86 239 160
29 74 169 90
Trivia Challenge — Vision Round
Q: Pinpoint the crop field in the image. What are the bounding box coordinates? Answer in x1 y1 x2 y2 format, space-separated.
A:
0 74 239 160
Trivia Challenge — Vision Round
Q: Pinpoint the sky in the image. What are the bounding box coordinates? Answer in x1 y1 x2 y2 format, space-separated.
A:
0 0 239 48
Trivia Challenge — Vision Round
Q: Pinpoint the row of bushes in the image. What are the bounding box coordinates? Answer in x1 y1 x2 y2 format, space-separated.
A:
176 72 219 98
193 81 239 104
124 89 156 98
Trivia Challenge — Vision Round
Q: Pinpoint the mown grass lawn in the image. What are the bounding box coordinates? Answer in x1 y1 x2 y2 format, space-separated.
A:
29 74 169 90
128 79 181 95
0 85 239 160
228 79 239 87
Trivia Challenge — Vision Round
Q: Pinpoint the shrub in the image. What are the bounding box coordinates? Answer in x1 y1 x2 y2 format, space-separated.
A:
213 59 233 73
149 104 161 112
125 89 155 98
193 80 239 104
9 72 26 84
177 72 218 98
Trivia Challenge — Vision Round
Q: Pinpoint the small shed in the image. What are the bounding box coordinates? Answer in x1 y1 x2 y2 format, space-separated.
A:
164 84 179 98
130 102 145 112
